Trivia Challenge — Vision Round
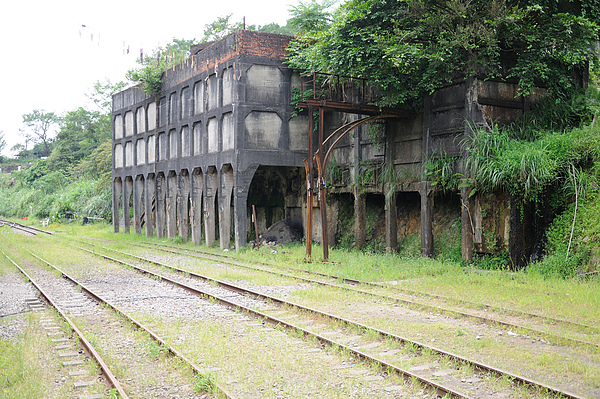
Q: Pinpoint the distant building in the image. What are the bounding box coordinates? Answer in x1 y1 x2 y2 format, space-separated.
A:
0 164 32 173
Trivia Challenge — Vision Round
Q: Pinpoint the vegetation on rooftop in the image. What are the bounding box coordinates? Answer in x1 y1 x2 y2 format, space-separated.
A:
286 0 600 107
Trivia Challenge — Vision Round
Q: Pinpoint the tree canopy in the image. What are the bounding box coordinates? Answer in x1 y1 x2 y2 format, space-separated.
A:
286 0 600 108
288 0 337 32
21 110 60 157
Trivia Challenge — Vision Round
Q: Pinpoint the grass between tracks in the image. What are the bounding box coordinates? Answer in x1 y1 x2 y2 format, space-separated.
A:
0 313 71 398
5 220 599 329
3 221 600 396
0 249 72 398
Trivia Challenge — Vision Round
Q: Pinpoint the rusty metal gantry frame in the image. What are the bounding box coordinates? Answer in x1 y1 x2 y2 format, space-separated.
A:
298 73 410 262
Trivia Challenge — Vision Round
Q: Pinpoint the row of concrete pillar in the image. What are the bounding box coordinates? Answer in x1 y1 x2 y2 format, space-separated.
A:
114 168 437 257
351 182 434 256
112 165 240 249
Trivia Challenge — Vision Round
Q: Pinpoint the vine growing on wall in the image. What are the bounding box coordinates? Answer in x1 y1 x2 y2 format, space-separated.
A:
424 152 462 194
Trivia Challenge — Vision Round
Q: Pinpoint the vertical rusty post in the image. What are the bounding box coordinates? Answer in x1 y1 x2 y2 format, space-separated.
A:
252 204 259 250
318 107 329 262
306 107 314 258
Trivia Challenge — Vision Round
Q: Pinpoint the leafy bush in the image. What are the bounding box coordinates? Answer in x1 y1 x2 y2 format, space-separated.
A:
287 0 600 108
465 122 600 204
529 193 600 277
0 176 111 222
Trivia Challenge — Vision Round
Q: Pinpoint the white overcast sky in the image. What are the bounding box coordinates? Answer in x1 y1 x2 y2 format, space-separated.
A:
0 0 292 155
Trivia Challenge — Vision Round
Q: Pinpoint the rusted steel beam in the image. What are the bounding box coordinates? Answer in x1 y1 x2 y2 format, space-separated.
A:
306 107 314 258
317 107 329 262
297 99 411 117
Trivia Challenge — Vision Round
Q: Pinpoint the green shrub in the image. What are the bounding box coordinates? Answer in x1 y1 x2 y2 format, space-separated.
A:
530 193 600 277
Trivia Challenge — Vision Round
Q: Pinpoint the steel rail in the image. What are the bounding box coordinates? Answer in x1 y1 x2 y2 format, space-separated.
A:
141 241 599 333
72 244 469 399
22 249 236 399
0 247 129 399
0 219 54 235
130 241 598 350
74 242 586 399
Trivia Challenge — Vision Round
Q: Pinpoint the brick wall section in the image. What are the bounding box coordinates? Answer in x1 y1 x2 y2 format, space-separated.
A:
237 30 292 60
113 31 294 111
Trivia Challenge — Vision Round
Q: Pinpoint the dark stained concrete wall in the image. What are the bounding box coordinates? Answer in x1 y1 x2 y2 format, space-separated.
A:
112 31 307 249
113 31 543 263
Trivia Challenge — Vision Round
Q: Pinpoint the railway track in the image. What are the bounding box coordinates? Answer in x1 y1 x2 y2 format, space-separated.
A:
0 247 127 399
0 219 54 236
71 239 587 399
132 241 599 350
7 240 440 398
0 244 232 399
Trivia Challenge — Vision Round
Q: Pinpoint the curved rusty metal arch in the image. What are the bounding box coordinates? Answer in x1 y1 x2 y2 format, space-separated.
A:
308 113 401 261
317 114 397 178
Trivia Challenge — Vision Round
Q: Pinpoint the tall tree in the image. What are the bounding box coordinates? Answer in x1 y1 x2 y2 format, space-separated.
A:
287 0 600 107
201 14 243 42
288 0 337 32
254 22 296 36
47 80 122 173
86 79 128 113
21 110 60 157
46 108 107 173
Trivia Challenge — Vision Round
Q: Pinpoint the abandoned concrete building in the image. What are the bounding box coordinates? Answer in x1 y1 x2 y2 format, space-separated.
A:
112 30 550 265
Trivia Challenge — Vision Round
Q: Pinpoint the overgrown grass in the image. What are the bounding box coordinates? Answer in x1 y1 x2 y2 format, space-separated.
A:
0 173 111 222
0 313 70 398
3 225 599 396
462 90 600 276
33 222 599 327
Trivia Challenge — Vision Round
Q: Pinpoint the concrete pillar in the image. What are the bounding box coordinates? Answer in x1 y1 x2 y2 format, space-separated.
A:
234 190 248 250
219 165 234 249
461 185 475 261
156 173 166 239
166 172 177 239
178 170 190 242
385 190 398 253
354 187 366 249
204 167 218 246
352 116 365 250
421 182 434 257
461 76 479 262
234 164 259 250
191 169 203 245
384 117 397 254
112 178 122 233
144 174 155 237
133 175 144 234
123 177 133 233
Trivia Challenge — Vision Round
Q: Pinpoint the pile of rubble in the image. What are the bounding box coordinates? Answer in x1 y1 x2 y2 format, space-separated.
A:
250 221 301 248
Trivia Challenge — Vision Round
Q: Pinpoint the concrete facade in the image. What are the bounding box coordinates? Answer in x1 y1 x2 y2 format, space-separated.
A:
112 31 307 249
321 76 539 264
113 31 544 264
